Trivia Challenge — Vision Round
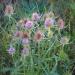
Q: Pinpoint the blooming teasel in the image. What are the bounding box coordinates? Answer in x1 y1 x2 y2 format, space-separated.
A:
24 20 33 29
7 46 15 55
60 36 69 46
44 18 55 29
22 38 29 45
22 32 30 45
32 12 40 21
5 5 14 16
57 18 65 29
34 30 44 42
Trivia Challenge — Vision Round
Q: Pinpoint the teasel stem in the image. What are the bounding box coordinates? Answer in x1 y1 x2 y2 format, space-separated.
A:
48 27 50 37
48 27 53 38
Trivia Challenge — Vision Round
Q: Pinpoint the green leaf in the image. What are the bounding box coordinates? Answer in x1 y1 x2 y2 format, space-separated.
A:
59 50 68 61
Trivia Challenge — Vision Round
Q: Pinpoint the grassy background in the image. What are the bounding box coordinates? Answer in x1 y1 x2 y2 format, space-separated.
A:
0 0 75 75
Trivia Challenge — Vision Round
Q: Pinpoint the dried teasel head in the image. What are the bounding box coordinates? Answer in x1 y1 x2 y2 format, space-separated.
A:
34 30 44 42
5 5 14 16
22 32 29 39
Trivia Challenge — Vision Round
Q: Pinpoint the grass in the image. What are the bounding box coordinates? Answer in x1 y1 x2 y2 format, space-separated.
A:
0 0 75 75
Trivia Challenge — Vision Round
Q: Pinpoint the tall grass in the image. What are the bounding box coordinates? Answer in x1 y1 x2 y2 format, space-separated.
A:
0 0 75 75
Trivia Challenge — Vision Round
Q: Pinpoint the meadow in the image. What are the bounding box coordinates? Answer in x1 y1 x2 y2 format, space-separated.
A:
0 0 75 75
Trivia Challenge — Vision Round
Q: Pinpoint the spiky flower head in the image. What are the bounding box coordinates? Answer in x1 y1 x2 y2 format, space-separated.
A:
24 20 33 29
5 5 14 16
22 38 29 45
57 18 64 29
22 32 29 38
44 18 54 28
21 32 29 45
7 46 15 55
60 36 69 45
34 30 44 42
32 12 40 21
